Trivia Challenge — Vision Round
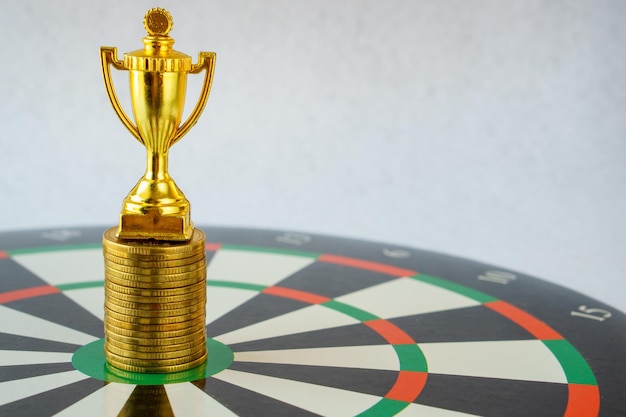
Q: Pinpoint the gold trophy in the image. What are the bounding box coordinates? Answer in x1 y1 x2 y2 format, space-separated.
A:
101 7 215 241
99 8 215 373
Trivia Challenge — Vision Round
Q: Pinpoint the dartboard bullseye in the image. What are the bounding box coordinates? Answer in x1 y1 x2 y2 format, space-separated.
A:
0 226 624 417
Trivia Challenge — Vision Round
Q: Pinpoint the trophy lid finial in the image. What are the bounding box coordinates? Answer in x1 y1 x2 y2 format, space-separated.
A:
124 8 191 72
144 8 173 37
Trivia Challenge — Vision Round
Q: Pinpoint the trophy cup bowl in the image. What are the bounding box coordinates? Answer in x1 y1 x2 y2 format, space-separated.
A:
101 8 215 241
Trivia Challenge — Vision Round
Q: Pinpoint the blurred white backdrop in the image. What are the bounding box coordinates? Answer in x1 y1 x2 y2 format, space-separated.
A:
0 1 624 310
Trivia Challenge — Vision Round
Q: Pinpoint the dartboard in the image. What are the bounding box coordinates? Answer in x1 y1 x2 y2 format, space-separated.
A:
1 226 624 417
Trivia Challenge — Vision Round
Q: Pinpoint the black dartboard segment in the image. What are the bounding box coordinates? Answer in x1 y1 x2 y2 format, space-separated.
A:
0 226 624 417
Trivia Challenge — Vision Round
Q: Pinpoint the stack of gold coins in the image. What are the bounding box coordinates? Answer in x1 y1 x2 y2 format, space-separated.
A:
102 227 207 373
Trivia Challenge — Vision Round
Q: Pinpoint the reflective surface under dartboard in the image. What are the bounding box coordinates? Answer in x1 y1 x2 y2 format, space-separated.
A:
0 226 624 417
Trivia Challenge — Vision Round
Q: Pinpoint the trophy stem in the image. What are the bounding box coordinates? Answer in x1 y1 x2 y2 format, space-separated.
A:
145 150 170 181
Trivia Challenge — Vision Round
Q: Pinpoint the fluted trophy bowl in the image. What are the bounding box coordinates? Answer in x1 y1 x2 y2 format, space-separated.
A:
131 70 187 158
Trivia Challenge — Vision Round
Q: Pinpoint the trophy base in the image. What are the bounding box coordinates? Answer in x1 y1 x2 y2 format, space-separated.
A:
118 209 193 241
117 176 194 241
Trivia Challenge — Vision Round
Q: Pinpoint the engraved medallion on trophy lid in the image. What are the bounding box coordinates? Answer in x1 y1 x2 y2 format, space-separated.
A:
144 8 173 36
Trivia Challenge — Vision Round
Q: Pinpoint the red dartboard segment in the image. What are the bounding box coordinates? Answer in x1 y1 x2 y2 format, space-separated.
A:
0 250 9 259
0 285 60 304
318 254 417 277
384 371 428 403
262 286 331 305
365 320 416 345
485 300 564 340
205 243 222 252
564 384 600 417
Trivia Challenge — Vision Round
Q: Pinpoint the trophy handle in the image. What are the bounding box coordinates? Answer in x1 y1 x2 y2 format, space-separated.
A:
100 47 143 144
171 52 216 146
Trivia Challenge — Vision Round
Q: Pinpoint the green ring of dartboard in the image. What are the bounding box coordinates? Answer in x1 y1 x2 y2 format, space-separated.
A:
0 226 623 417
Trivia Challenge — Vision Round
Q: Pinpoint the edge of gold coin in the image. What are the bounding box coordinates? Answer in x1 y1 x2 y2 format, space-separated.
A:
104 280 206 297
105 342 207 360
103 246 205 261
105 299 204 318
105 306 204 324
105 286 207 304
105 336 202 353
104 313 206 332
105 326 205 346
105 293 205 311
104 258 207 275
104 274 206 289
105 264 207 285
105 351 207 374
103 228 206 257
104 251 206 268
104 321 206 340
105 346 206 367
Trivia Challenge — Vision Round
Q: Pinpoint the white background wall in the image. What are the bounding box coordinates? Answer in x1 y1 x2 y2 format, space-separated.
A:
0 1 624 311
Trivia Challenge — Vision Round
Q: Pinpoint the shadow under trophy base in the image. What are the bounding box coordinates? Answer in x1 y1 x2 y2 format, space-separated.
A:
100 8 215 374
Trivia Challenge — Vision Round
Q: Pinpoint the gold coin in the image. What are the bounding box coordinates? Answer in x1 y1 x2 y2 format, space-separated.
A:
104 270 206 289
105 306 204 324
104 273 206 292
104 320 206 339
105 264 206 285
105 286 207 304
104 251 206 268
105 333 203 352
103 227 206 254
103 228 206 257
106 324 205 344
105 349 206 368
105 361 206 382
102 247 205 262
105 326 205 346
103 243 206 261
106 344 206 361
104 258 206 275
104 301 205 318
105 334 206 350
105 342 206 360
103 256 206 275
105 293 204 312
104 314 205 333
104 291 206 314
106 351 207 374
105 299 204 318
105 347 206 368
104 279 206 297
105 293 205 312
104 261 206 276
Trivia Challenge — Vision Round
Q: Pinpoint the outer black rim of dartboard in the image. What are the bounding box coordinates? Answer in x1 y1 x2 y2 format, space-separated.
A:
0 225 624 417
